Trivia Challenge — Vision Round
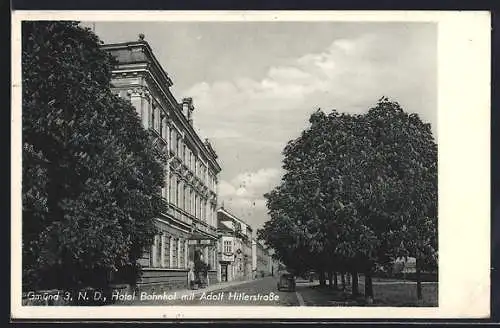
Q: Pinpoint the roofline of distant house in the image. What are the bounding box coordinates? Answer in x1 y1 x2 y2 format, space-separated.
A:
217 206 253 232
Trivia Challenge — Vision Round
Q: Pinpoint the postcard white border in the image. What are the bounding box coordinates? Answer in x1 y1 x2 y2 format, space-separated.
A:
11 10 491 320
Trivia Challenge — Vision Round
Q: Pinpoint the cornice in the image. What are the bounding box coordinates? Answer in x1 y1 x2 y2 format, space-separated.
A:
103 41 222 174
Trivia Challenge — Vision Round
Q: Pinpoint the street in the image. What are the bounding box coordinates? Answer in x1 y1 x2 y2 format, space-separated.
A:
119 276 302 306
110 275 437 307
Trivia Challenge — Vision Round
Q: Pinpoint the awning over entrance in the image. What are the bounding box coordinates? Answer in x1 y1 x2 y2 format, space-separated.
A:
188 230 217 246
189 231 215 240
188 239 216 246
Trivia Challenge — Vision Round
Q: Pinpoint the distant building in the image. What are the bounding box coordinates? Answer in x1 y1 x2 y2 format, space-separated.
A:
251 239 274 278
393 257 417 274
216 207 253 282
102 36 221 292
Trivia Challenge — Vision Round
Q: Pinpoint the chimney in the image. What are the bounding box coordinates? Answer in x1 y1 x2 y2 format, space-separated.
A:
182 97 194 125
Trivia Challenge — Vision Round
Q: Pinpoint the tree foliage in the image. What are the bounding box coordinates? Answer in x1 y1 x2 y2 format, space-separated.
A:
22 21 166 291
258 97 437 300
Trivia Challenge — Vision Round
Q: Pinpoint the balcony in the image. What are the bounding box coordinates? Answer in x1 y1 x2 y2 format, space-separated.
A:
193 217 217 238
158 198 192 226
157 197 217 237
150 129 168 153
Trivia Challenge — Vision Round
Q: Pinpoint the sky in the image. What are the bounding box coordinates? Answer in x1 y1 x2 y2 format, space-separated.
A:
83 21 437 231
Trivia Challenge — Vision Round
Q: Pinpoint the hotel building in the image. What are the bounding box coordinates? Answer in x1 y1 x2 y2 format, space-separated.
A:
102 35 221 292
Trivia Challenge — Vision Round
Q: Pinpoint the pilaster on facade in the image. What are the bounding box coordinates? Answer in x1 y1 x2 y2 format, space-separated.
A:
184 239 189 268
169 237 174 269
160 234 167 267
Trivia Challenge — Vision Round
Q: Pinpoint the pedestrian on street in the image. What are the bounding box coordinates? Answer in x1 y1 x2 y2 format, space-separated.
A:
189 268 195 289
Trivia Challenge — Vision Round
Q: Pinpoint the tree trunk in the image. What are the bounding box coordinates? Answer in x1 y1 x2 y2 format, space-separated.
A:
328 271 333 288
351 271 359 296
341 272 346 290
319 271 326 287
333 272 338 290
364 270 374 304
416 259 423 301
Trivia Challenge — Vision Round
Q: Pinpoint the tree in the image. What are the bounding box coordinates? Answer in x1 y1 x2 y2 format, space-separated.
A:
258 97 437 304
363 98 438 301
22 21 166 294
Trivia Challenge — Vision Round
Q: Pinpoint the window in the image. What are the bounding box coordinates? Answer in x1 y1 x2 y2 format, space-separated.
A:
224 240 232 253
170 129 176 153
178 140 183 159
190 190 194 215
152 106 157 131
159 114 163 138
169 175 174 203
151 235 160 267
163 236 170 268
176 180 181 206
197 197 200 218
194 195 197 217
156 108 161 132
178 239 184 268
149 103 154 129
179 182 184 209
163 118 168 140
183 186 188 211
176 135 181 158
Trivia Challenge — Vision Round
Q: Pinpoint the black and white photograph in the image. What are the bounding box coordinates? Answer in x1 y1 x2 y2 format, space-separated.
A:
11 11 490 320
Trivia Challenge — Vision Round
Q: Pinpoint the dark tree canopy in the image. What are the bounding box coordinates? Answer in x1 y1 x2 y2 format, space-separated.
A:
258 97 437 298
22 21 166 291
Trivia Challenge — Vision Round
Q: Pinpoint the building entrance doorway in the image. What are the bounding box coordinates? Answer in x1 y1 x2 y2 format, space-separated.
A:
221 263 228 282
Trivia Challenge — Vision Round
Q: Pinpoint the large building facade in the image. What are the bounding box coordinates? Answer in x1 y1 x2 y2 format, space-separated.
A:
102 36 221 293
216 207 253 282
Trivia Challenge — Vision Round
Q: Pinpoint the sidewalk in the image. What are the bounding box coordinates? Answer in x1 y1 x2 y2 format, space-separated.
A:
113 277 261 305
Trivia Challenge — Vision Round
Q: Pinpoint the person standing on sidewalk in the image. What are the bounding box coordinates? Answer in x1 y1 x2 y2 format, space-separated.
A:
188 260 195 289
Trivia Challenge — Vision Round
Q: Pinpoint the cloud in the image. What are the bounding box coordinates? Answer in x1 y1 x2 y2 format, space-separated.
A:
219 180 237 198
210 128 243 139
182 30 436 230
218 168 283 226
185 35 380 160
223 168 282 201
232 168 282 193
219 168 282 200
185 32 435 131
